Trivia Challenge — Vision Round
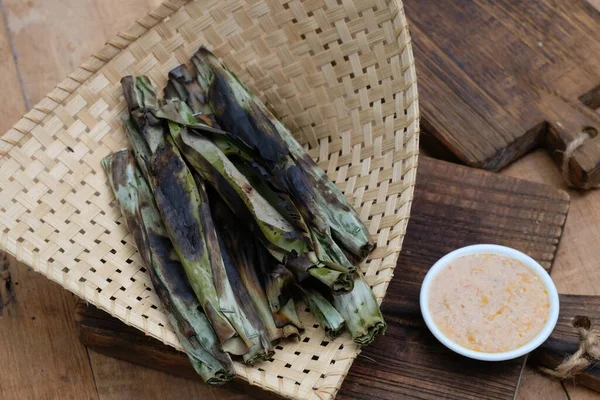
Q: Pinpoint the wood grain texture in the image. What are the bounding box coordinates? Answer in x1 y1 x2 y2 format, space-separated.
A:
530 295 600 393
404 0 600 188
76 157 571 400
0 10 99 399
563 383 600 400
89 350 250 400
0 256 99 400
587 0 600 13
0 5 26 132
516 369 569 400
502 150 600 297
76 301 274 400
2 0 161 106
502 150 600 399
0 2 160 399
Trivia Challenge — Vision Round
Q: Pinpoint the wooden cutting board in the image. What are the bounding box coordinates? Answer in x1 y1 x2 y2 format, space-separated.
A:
404 0 600 188
76 157 573 399
530 294 600 394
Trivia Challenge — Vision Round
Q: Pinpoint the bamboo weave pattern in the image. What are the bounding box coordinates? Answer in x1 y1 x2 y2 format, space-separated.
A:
0 0 419 398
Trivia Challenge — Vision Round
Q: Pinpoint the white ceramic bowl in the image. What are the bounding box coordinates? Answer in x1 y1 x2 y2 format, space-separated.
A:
420 244 560 361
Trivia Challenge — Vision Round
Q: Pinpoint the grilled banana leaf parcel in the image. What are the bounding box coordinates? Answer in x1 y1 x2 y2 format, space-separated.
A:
164 66 310 239
300 285 345 339
191 47 374 261
102 149 234 385
332 274 387 345
122 76 256 356
164 64 217 126
209 193 283 343
195 176 274 364
168 121 353 294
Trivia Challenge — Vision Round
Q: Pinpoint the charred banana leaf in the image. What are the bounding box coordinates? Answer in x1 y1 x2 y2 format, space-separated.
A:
165 65 214 119
102 150 234 384
252 246 302 338
170 121 306 256
210 193 283 345
191 47 373 262
332 273 387 345
196 176 273 364
164 66 310 237
272 298 303 339
122 76 248 355
263 263 294 313
168 122 352 293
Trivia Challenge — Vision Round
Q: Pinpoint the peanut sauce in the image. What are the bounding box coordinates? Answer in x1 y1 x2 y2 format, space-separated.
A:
429 253 550 353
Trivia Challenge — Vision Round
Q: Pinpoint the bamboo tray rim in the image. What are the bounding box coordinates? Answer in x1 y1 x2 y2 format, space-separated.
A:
0 0 419 399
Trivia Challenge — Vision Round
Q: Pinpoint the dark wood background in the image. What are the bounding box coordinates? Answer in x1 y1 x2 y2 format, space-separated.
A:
406 0 600 188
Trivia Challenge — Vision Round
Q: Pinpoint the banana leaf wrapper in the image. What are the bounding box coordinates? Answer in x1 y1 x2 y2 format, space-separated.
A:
122 76 250 355
102 149 234 384
165 64 218 126
167 122 352 293
196 176 273 364
191 47 373 262
332 273 387 345
159 70 355 284
250 242 304 338
262 263 294 313
300 285 345 339
164 66 310 240
209 192 283 344
169 121 306 256
272 298 303 339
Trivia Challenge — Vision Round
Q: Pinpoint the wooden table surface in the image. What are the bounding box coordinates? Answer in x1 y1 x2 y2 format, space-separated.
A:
0 1 598 399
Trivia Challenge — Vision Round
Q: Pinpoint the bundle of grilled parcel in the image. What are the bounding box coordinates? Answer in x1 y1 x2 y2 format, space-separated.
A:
102 47 386 385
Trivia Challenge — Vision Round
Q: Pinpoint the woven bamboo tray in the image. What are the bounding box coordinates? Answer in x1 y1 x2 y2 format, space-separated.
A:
0 0 419 398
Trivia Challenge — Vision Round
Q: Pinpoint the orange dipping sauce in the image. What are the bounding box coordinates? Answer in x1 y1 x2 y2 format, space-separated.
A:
428 253 550 353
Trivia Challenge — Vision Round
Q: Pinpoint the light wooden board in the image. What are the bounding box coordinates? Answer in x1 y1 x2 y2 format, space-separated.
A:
0 6 26 130
531 295 600 393
0 257 98 400
0 1 157 400
503 151 600 400
516 370 569 400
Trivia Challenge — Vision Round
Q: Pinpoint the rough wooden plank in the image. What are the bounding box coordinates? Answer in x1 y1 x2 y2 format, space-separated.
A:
0 256 99 399
338 157 569 400
0 8 26 133
563 383 600 400
502 150 600 296
501 149 600 399
76 157 570 399
588 0 600 12
530 295 600 393
3 0 161 106
516 369 569 400
75 301 276 400
580 84 600 110
404 0 600 188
